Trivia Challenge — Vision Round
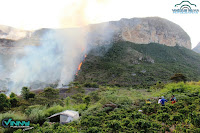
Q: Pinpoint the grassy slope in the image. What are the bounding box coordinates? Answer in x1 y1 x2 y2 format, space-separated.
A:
76 41 200 86
10 82 200 133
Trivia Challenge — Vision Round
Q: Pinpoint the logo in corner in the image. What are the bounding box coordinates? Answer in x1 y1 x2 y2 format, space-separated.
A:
1 118 33 130
172 1 199 14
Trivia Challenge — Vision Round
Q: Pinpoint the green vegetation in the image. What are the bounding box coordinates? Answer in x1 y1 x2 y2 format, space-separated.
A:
1 42 200 132
0 81 200 132
76 41 200 87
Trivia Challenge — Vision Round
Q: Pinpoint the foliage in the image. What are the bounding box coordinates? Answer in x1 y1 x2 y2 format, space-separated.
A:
76 41 200 86
2 81 200 132
170 73 187 82
21 87 30 100
40 87 59 100
10 92 17 98
0 93 10 111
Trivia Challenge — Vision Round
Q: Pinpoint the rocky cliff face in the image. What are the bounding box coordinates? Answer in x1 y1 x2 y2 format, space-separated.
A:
88 17 191 49
0 17 191 51
193 42 200 53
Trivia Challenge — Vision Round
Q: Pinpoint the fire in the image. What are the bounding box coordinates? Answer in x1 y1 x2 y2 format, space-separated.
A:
76 54 87 76
77 62 83 71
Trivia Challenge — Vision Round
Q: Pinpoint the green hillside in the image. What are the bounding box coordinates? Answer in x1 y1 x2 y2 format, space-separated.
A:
76 41 200 86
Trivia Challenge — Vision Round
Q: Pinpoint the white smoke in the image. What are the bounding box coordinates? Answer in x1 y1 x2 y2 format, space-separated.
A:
0 21 116 95
7 28 88 94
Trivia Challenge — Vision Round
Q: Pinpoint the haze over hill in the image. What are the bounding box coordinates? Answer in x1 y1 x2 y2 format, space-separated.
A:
0 17 196 94
193 42 200 53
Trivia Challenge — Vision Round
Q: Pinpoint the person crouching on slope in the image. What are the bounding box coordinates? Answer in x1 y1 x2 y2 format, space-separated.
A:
160 96 167 106
170 95 176 104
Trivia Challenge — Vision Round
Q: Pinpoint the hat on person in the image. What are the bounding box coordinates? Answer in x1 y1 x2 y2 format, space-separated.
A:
161 96 164 99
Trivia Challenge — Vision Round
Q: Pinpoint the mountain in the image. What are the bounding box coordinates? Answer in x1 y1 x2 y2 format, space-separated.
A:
75 41 200 87
193 42 200 53
88 17 191 49
0 17 195 88
0 17 191 49
0 25 31 40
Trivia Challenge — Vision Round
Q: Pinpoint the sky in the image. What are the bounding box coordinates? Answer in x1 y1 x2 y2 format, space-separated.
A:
0 0 199 48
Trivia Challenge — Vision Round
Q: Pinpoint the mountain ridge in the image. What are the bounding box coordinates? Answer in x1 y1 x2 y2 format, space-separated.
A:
0 17 191 49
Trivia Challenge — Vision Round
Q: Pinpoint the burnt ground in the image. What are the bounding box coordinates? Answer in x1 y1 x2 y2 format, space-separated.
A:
58 87 99 98
31 87 99 98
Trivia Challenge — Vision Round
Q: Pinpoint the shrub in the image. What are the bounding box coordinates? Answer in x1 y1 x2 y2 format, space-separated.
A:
71 93 85 103
44 105 64 117
28 106 47 124
65 97 70 107
134 119 151 131
188 104 196 111
10 92 17 98
130 112 144 119
83 96 91 106
28 92 35 99
178 108 189 116
170 73 187 83
160 106 172 113
21 87 30 100
89 91 100 102
190 111 200 128
157 113 170 122
84 82 99 88
0 93 10 111
40 87 59 100
87 127 102 133
107 120 121 131
9 97 18 108
173 101 184 109
172 113 184 121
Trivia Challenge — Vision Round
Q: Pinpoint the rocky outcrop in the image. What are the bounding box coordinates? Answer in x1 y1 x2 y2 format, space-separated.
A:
193 42 200 53
88 17 191 49
0 17 192 49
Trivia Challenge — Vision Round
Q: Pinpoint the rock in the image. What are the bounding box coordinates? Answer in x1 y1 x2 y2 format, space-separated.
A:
141 70 146 73
132 73 136 76
88 17 191 49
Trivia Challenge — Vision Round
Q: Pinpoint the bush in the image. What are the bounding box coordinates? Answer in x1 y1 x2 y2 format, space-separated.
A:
0 93 10 111
10 92 17 98
188 104 196 111
44 105 65 117
157 113 170 122
160 106 172 113
87 127 102 133
84 82 99 88
9 97 18 108
28 106 47 124
21 87 30 100
172 113 184 121
178 108 189 116
190 111 200 128
134 119 151 131
107 120 121 131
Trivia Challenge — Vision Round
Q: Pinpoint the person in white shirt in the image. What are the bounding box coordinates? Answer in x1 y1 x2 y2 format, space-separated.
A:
158 97 161 104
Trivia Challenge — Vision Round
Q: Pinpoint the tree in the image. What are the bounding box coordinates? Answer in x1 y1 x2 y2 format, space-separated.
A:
10 92 17 98
9 92 18 108
170 73 187 83
0 93 10 111
29 92 35 99
10 97 18 107
21 87 30 100
41 87 59 100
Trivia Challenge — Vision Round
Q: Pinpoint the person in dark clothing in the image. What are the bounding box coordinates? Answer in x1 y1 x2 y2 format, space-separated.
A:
160 96 167 105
